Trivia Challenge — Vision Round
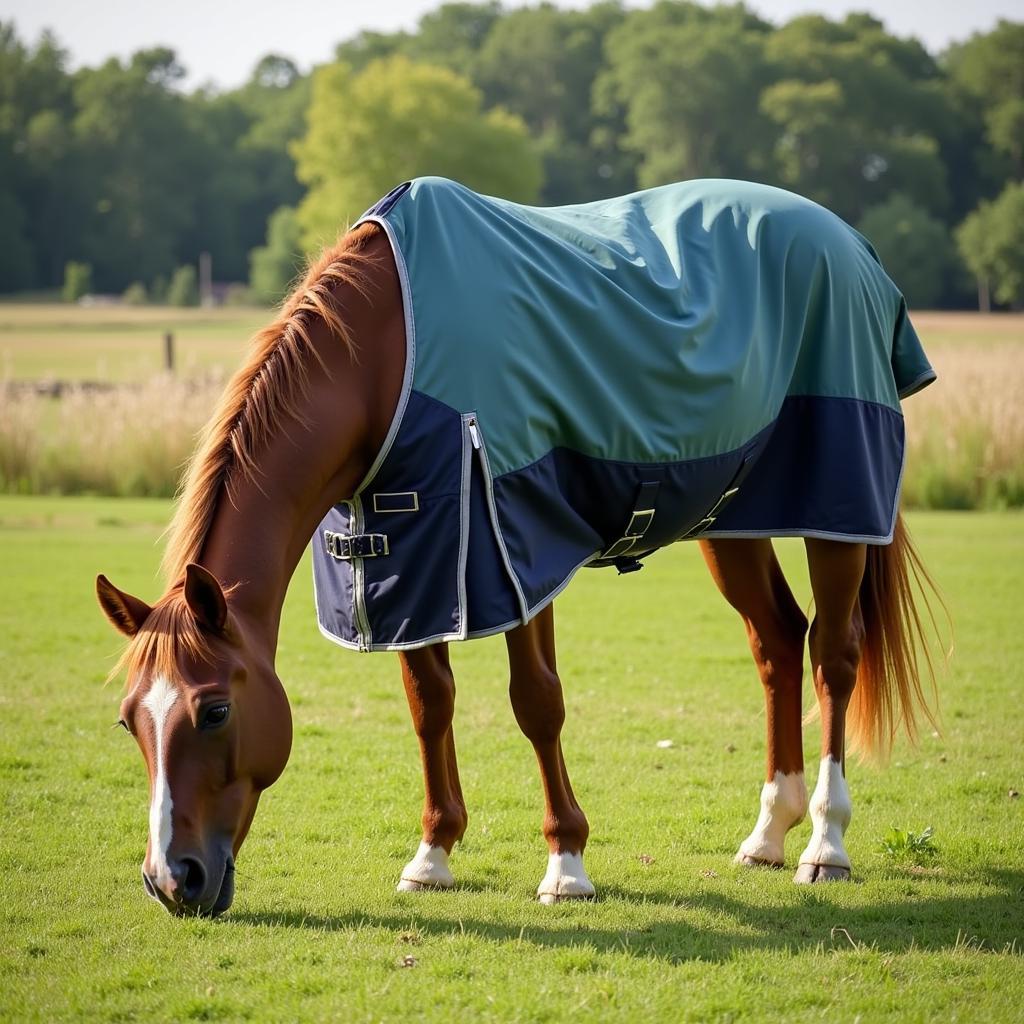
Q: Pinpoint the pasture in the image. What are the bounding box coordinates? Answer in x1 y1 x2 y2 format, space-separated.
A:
1 495 1021 1022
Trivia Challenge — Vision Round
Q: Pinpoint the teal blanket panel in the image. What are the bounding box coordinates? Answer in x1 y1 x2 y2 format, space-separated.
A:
380 177 933 477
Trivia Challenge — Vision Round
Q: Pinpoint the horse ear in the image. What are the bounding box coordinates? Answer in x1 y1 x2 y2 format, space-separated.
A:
183 563 228 634
96 575 153 637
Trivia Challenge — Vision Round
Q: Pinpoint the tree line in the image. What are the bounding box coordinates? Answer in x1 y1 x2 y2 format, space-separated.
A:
1 3 1022 309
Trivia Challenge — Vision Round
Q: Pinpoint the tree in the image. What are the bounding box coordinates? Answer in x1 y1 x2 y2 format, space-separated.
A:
597 3 775 188
62 261 91 302
249 205 304 304
473 1 631 202
292 56 542 248
759 14 952 223
957 183 1024 309
945 21 1024 179
166 264 198 307
857 195 955 309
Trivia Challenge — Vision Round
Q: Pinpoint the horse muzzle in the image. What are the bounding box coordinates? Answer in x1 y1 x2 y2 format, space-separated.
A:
142 850 235 918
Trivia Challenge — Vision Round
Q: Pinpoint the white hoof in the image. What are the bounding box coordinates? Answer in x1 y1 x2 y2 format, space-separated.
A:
396 842 454 892
536 851 596 904
735 770 808 867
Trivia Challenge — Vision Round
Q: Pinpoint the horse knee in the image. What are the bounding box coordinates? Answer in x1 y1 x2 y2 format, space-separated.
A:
747 607 807 692
809 617 863 702
405 669 456 739
509 668 565 743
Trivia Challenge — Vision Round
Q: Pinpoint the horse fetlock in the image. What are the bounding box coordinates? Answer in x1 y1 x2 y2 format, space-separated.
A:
537 850 596 904
397 841 455 892
736 770 808 866
797 756 852 874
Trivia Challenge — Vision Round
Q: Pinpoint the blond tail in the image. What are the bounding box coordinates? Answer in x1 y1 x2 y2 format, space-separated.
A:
847 511 947 759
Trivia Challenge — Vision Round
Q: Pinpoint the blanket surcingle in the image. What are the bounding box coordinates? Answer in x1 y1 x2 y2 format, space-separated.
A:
312 177 935 652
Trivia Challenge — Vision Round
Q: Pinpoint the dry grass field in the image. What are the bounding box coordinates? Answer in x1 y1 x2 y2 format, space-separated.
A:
1 305 1022 506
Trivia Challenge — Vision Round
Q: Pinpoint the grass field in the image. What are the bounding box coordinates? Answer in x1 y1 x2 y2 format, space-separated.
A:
1 304 1022 383
0 304 266 381
1 495 1021 1021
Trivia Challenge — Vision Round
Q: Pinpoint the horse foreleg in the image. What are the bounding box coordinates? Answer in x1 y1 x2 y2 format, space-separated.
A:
506 604 595 904
396 643 468 891
794 537 866 884
699 538 809 867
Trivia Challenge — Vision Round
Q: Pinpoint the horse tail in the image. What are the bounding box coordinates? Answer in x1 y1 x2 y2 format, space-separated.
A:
847 511 946 759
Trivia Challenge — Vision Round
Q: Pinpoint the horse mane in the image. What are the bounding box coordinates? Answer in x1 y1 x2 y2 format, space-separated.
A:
160 221 380 587
107 223 380 689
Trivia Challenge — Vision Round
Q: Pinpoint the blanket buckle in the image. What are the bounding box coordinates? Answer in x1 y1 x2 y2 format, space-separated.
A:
324 531 389 560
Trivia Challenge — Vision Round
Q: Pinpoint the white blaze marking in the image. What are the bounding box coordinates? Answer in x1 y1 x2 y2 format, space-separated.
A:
798 755 852 870
396 841 455 891
141 675 179 889
736 770 808 865
537 850 596 904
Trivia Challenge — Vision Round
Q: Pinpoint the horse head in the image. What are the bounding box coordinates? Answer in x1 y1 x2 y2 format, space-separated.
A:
96 564 292 916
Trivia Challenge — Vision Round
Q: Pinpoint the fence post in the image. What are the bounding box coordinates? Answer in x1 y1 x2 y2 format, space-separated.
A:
164 331 175 373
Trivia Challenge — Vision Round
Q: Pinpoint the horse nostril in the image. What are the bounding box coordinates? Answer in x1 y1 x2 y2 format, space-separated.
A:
179 857 207 903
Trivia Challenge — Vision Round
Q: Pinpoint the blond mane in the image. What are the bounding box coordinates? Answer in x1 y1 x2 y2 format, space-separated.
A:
161 222 380 587
109 223 379 689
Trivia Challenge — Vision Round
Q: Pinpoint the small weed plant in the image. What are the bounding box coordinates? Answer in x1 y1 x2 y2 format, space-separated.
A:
879 825 938 863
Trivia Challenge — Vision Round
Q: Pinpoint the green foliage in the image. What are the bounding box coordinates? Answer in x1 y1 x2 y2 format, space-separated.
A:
946 20 1024 176
249 205 304 305
121 281 147 306
957 183 1024 308
878 825 938 863
599 3 775 187
292 56 541 247
1 10 1023 309
759 14 951 223
858 195 955 308
166 264 198 307
61 260 91 302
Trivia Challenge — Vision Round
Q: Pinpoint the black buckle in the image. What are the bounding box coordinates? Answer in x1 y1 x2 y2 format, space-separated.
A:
324 531 389 560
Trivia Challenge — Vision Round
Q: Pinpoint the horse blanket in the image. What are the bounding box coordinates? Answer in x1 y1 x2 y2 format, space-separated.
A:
313 177 935 652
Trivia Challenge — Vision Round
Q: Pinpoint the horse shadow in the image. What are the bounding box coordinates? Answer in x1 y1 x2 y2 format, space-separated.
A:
228 867 1024 964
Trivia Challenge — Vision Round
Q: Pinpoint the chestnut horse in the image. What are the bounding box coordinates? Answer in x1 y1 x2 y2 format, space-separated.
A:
97 190 939 917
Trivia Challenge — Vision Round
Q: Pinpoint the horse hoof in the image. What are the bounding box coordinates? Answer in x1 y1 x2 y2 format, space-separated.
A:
734 852 784 869
537 890 596 906
794 862 851 884
396 877 454 893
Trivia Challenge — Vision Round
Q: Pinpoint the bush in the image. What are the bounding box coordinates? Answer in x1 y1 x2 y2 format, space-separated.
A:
122 282 148 306
858 195 955 309
166 264 198 307
62 262 92 303
249 206 304 305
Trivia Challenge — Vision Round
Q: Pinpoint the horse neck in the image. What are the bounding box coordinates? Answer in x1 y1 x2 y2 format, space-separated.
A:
198 238 406 650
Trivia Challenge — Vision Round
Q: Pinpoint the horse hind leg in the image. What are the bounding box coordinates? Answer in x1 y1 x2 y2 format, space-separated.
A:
699 538 809 868
396 643 468 891
506 604 595 904
794 537 866 884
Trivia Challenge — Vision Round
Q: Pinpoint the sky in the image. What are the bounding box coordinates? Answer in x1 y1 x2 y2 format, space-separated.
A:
2 0 1020 89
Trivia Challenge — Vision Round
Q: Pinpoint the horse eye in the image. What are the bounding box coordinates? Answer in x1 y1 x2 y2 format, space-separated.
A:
200 704 230 730
116 719 130 733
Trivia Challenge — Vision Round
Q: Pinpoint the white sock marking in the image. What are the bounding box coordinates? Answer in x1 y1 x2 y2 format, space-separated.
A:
397 841 454 891
798 755 852 870
141 675 179 890
537 850 595 903
736 770 808 865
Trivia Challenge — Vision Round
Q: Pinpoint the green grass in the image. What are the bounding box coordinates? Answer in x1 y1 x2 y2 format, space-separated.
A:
1 497 1022 1021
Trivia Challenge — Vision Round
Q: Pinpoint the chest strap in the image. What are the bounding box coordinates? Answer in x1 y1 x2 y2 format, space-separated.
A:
324 531 389 560
598 479 661 563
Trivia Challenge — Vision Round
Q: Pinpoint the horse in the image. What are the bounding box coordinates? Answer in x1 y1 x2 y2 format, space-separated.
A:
96 177 940 917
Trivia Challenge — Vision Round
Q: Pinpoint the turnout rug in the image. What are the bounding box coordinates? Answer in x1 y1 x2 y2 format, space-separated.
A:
313 177 936 652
